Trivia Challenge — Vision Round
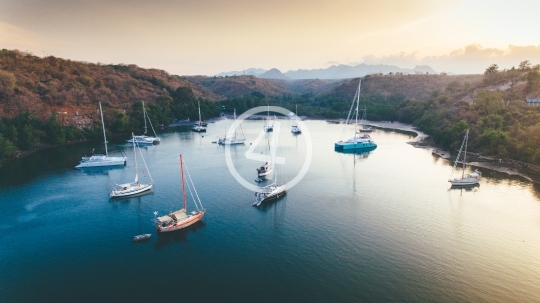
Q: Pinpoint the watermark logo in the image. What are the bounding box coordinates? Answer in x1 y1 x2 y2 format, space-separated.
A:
224 106 312 191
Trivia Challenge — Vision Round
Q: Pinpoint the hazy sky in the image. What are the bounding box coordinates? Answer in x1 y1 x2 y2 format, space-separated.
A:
1 0 540 75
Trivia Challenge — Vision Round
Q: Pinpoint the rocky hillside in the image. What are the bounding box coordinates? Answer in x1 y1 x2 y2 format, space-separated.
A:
0 49 220 121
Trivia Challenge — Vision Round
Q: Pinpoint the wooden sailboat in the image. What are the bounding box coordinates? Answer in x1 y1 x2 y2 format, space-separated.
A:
155 154 205 232
110 133 153 197
449 129 481 187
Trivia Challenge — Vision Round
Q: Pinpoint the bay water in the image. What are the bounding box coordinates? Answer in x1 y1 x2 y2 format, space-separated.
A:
1 119 539 302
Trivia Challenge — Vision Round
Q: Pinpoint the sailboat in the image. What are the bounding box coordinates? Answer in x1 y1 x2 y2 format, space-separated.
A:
335 80 377 151
110 133 154 197
448 129 482 187
154 154 206 232
358 108 373 133
75 102 127 168
291 104 301 134
127 101 160 144
218 109 246 145
253 131 286 206
264 104 274 132
192 101 207 132
256 134 273 179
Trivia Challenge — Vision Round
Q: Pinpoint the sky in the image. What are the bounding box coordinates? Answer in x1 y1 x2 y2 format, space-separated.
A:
1 0 540 75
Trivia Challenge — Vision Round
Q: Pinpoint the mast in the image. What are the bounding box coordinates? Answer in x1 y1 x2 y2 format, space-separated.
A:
233 108 237 140
448 129 468 181
99 102 108 157
462 130 469 179
180 154 187 211
132 132 139 183
142 101 148 135
354 80 361 136
198 100 202 125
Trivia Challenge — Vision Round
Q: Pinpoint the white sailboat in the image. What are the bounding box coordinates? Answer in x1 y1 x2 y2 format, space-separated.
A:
110 133 154 197
335 80 377 151
254 131 286 206
291 104 301 134
256 134 273 179
192 101 207 132
75 102 127 168
264 104 274 132
357 108 373 133
155 154 206 233
449 129 481 187
218 109 246 145
127 101 160 144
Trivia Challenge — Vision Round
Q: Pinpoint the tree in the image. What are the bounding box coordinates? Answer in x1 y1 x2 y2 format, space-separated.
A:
484 64 499 84
45 113 66 144
525 68 540 93
0 134 16 161
519 60 532 71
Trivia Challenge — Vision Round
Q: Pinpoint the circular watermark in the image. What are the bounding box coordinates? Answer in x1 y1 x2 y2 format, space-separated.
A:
224 106 312 191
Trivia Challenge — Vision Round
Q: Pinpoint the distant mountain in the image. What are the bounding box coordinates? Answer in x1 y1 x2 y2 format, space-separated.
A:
283 64 438 79
215 68 267 77
216 64 437 80
258 68 290 80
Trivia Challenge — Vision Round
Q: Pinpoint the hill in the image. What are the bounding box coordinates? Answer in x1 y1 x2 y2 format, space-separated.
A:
323 74 484 101
0 49 220 121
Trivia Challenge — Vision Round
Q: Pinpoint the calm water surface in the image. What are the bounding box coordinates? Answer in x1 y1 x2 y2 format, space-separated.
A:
1 120 539 303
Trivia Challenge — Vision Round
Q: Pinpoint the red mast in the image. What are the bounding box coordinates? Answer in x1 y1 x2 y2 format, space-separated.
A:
180 154 187 210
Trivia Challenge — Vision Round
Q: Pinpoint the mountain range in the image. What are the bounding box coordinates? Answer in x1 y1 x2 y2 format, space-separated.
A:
215 64 437 80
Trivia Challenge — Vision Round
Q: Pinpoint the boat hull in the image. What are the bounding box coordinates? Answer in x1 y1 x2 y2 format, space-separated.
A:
110 184 153 198
334 142 377 150
157 211 205 233
218 140 245 145
253 184 287 206
75 156 127 168
449 179 479 187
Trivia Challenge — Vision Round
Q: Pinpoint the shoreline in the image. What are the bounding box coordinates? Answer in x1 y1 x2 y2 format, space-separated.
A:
359 120 537 183
3 116 539 183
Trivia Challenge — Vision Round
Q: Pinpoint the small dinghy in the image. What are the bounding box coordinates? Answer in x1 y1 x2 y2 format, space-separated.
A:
132 234 152 242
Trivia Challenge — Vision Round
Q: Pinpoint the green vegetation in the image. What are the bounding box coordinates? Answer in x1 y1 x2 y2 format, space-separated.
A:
222 61 540 166
2 47 540 169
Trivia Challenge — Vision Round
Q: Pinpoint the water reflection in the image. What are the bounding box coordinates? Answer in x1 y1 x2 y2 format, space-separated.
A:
76 166 125 176
334 146 376 156
109 190 154 201
153 221 206 249
254 192 287 211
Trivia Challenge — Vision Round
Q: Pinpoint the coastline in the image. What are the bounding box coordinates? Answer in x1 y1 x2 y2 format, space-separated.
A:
360 120 537 183
3 116 538 183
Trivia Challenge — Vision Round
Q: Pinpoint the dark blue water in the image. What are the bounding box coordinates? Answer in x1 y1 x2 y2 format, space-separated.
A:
1 120 540 303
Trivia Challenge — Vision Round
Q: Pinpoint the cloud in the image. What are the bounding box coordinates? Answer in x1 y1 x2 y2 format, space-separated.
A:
0 21 43 50
362 44 540 74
